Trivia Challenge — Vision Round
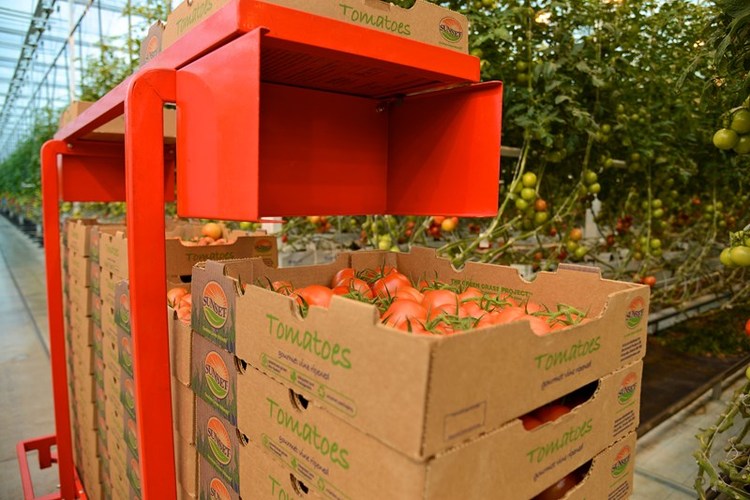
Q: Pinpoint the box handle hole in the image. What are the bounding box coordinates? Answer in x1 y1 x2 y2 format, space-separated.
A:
289 473 309 495
288 389 309 412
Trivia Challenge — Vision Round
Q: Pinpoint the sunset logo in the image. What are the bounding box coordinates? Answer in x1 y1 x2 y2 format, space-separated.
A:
618 372 638 405
118 293 130 325
625 296 645 329
438 17 463 43
205 351 230 400
209 477 232 500
202 282 228 329
611 445 632 478
207 416 232 465
124 379 135 411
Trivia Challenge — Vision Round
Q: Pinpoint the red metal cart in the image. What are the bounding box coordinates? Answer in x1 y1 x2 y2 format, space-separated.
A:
23 1 502 497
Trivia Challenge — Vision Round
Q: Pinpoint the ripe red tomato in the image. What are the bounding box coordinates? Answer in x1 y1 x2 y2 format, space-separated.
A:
525 315 552 336
460 300 484 318
533 473 579 500
332 268 356 288
293 285 334 309
272 280 294 295
494 306 526 324
372 272 411 299
360 265 397 284
422 289 459 310
569 227 583 242
521 414 543 431
535 404 571 423
382 299 428 330
394 286 423 303
641 276 657 288
167 286 188 308
459 287 483 302
745 319 750 336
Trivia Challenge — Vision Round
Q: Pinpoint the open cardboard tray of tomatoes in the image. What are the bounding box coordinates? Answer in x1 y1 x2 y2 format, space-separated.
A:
190 246 649 462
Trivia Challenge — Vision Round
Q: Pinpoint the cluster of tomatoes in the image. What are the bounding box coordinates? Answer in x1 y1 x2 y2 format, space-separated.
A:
181 222 229 246
512 172 551 230
713 108 750 154
264 265 588 336
719 229 750 268
167 286 192 323
427 216 460 239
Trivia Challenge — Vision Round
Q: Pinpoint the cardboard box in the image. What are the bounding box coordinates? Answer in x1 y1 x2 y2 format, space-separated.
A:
67 252 91 288
191 331 237 424
197 455 239 500
169 305 192 386
107 426 128 473
100 228 277 285
125 447 142 499
120 369 138 420
91 225 126 264
234 361 640 499
90 262 101 297
163 0 469 53
191 247 649 460
173 379 195 444
175 433 197 497
118 324 134 377
195 398 240 492
103 329 120 376
65 219 97 257
59 100 175 142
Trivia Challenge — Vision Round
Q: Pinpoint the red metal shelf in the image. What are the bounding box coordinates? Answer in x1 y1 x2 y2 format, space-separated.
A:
37 1 503 498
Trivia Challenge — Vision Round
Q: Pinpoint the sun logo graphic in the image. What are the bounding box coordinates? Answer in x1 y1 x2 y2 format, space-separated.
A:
207 416 232 465
618 372 638 405
625 296 645 329
202 282 228 329
438 17 463 43
611 445 632 478
209 477 232 500
205 351 230 400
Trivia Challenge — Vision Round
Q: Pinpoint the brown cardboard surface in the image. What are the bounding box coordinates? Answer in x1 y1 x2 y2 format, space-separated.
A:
103 328 120 375
65 219 97 257
164 0 468 53
59 100 176 141
237 361 640 499
175 432 198 497
140 21 164 65
169 306 192 386
120 369 137 420
100 227 277 284
195 397 240 491
191 247 649 460
174 378 196 444
262 0 468 52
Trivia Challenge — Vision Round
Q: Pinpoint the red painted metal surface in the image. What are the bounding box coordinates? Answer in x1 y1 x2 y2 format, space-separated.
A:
16 435 87 500
124 68 178 500
40 140 76 500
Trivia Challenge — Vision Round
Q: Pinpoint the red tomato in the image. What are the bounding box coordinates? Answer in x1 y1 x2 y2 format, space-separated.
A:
494 306 526 324
167 287 188 308
533 473 579 500
332 268 355 288
427 302 459 321
332 286 349 295
372 272 412 299
535 404 571 423
746 319 750 336
460 300 484 318
525 301 545 314
521 414 543 431
422 289 459 310
347 277 375 299
181 293 192 307
394 286 423 303
293 285 334 309
642 276 657 288
525 315 552 336
360 265 397 284
473 314 498 329
382 300 427 330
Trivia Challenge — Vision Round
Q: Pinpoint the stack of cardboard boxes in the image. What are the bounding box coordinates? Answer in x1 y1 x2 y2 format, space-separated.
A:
187 247 648 499
63 219 278 499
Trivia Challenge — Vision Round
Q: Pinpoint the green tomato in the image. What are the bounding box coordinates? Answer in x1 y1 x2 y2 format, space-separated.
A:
720 248 735 267
533 211 549 225
520 187 537 201
588 182 601 195
652 208 664 219
378 239 391 251
566 240 579 252
651 199 662 209
515 198 529 211
650 239 662 250
713 128 739 150
574 246 588 259
733 135 750 154
730 246 750 267
522 172 537 188
583 170 598 185
731 109 750 134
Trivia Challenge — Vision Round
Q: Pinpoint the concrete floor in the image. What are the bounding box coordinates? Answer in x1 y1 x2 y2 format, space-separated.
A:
0 215 745 499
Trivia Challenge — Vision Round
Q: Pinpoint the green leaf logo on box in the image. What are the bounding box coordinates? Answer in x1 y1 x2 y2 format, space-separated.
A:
209 477 232 500
207 416 232 465
124 379 135 412
204 351 229 400
625 296 645 329
202 282 228 329
618 372 637 405
611 445 632 478
126 419 138 453
118 292 130 326
438 17 463 43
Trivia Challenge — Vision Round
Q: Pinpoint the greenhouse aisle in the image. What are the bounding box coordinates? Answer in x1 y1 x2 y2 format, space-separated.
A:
0 215 742 499
0 215 58 498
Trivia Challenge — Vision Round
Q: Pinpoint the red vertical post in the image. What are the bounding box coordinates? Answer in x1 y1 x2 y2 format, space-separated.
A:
124 69 177 500
40 139 76 500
